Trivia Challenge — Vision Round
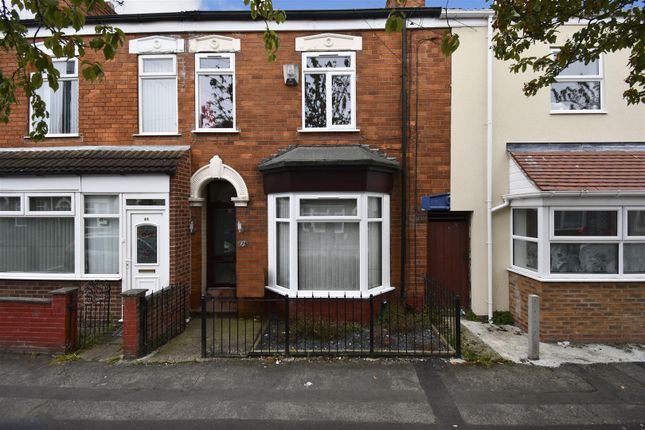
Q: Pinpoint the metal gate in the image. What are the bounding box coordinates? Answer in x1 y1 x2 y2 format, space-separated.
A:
77 281 113 348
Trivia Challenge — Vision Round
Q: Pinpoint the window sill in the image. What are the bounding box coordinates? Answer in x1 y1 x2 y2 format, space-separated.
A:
23 134 81 139
133 133 182 137
0 274 121 281
265 285 394 298
549 110 607 115
508 266 645 283
297 128 360 133
191 129 240 134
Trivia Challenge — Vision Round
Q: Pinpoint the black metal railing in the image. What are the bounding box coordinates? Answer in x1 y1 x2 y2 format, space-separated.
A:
140 283 188 356
77 281 113 348
201 276 461 358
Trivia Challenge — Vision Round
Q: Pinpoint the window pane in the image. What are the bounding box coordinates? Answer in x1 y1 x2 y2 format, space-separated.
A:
199 56 231 69
627 210 645 236
277 222 290 287
559 59 599 76
29 196 71 212
551 81 601 111
0 197 20 212
300 199 357 216
332 75 352 126
624 243 645 274
141 78 176 133
137 225 158 264
0 218 74 273
550 243 618 274
276 197 289 218
513 239 538 271
369 222 382 288
85 195 119 214
53 60 76 75
198 74 234 129
85 218 119 274
142 58 174 73
126 199 165 206
304 74 326 128
513 208 537 238
368 197 382 218
306 55 351 68
553 210 617 236
298 222 359 290
48 80 79 134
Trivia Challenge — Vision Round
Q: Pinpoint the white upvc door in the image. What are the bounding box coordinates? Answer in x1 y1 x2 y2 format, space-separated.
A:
124 211 168 294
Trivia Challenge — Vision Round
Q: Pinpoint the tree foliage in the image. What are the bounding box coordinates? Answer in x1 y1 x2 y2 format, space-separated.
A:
0 0 124 140
492 0 645 105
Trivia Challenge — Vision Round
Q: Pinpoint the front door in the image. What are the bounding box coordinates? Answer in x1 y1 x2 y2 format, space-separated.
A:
206 181 237 291
427 214 471 305
126 211 166 293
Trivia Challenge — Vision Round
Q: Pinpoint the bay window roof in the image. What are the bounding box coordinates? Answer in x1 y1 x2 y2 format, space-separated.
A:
0 146 189 176
259 145 399 172
508 143 645 193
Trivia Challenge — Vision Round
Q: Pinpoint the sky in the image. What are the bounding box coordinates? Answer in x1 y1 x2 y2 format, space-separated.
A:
116 0 490 14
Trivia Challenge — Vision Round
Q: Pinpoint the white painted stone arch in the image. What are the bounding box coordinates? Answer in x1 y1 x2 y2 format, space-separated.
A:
190 155 249 207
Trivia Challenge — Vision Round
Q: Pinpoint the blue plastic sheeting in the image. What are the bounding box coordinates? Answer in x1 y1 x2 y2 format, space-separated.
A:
421 193 450 211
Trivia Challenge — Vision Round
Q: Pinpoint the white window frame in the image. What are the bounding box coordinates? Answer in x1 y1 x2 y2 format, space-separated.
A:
0 194 24 215
29 58 80 137
301 51 357 131
138 54 179 135
194 53 236 132
509 203 645 281
267 192 392 298
510 208 540 273
81 194 121 278
550 49 604 114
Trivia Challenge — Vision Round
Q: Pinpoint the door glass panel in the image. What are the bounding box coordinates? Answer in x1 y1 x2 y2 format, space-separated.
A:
214 208 236 257
137 225 158 264
214 263 236 284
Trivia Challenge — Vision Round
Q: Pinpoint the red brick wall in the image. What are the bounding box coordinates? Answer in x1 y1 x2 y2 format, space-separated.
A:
0 288 78 353
0 27 451 304
169 153 192 309
509 271 645 343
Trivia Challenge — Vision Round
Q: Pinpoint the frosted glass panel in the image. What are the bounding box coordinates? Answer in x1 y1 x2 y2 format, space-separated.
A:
298 222 359 290
0 217 74 273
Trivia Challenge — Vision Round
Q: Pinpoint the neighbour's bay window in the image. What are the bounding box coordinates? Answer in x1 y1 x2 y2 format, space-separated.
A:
195 53 236 131
30 58 79 136
511 205 645 278
302 52 356 130
138 55 178 134
550 49 603 112
268 193 391 297
0 193 124 279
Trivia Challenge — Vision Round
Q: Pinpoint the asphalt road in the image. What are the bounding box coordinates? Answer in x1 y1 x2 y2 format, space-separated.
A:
0 353 643 429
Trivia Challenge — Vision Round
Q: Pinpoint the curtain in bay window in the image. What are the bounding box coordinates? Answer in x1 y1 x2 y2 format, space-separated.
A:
298 222 359 291
276 222 290 287
0 218 74 273
368 222 382 288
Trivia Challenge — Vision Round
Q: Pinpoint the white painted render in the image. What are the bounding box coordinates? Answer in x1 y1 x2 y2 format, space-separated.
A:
451 22 645 315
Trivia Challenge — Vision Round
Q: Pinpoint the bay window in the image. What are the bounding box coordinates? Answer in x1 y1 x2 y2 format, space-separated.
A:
302 52 356 130
138 55 178 134
268 193 391 297
511 205 645 279
30 58 79 136
195 53 236 131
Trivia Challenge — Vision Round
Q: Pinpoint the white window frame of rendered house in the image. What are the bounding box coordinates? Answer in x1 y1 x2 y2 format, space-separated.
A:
194 53 237 133
266 192 392 298
138 54 179 135
28 58 80 137
509 202 645 281
550 49 605 114
301 51 357 132
510 207 540 273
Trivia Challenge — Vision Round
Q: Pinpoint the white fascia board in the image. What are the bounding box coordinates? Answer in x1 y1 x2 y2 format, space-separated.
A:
23 17 481 38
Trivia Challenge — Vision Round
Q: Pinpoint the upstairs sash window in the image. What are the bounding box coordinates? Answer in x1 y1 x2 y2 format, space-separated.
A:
139 55 178 134
195 53 236 131
31 59 79 136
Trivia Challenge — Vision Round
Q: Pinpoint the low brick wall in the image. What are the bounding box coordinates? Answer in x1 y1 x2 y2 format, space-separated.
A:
0 288 78 353
509 271 645 343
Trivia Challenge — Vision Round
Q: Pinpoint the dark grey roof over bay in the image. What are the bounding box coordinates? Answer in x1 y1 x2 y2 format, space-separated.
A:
259 145 399 172
0 146 189 176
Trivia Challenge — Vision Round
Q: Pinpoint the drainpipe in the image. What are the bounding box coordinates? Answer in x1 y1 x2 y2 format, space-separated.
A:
485 15 494 323
400 16 408 299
